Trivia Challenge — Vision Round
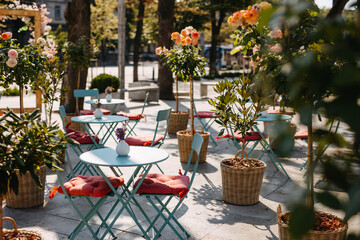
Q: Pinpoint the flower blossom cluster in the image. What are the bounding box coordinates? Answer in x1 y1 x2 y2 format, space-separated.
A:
228 2 272 28
155 46 169 55
171 26 200 46
115 126 126 141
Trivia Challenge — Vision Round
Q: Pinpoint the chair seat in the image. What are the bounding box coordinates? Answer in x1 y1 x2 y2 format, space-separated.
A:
193 111 218 118
125 136 163 146
135 173 190 198
117 112 146 120
267 109 294 116
66 128 100 144
294 130 308 139
49 175 124 199
80 109 111 115
216 131 266 142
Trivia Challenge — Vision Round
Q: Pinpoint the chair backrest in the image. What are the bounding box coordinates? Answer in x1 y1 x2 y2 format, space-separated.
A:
59 105 68 131
184 132 204 190
150 108 172 147
74 89 99 114
140 92 149 115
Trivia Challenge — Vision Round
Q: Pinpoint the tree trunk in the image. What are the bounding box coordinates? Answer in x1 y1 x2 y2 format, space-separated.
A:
326 0 349 19
190 75 194 135
133 0 145 83
63 0 91 114
209 6 224 75
307 120 314 211
0 197 3 240
158 0 175 100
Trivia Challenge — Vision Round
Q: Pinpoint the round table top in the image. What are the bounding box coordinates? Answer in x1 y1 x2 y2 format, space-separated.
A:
71 115 128 124
85 99 126 105
256 113 292 122
79 146 169 167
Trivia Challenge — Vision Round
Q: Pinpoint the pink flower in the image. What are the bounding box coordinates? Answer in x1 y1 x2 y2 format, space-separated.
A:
181 29 188 36
8 49 18 59
47 54 54 61
270 44 282 53
1 32 12 40
268 29 283 39
155 47 163 55
6 58 17 68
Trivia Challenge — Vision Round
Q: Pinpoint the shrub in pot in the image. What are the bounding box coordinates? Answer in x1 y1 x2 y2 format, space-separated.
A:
0 109 77 238
209 76 267 205
90 73 120 94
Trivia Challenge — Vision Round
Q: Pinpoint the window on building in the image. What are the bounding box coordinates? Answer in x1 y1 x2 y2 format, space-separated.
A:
55 6 61 19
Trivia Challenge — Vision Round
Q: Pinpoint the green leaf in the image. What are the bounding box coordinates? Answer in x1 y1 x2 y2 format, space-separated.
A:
316 192 341 210
289 205 315 238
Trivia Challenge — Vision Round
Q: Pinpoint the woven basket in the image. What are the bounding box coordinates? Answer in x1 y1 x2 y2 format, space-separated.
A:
168 111 189 134
3 217 44 239
177 128 209 163
6 165 46 208
277 205 348 240
65 113 82 131
221 151 266 205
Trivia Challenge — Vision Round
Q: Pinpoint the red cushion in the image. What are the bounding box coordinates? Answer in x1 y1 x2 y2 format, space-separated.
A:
125 136 163 146
294 130 308 139
117 112 146 120
216 131 266 142
66 128 100 144
80 109 111 115
194 111 218 118
134 173 190 198
267 109 294 116
49 175 124 199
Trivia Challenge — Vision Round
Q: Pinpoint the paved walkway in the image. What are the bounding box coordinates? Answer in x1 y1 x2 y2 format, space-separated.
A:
1 67 359 239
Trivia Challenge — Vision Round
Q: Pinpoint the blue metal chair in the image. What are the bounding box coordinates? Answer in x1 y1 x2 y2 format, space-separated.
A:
193 102 218 145
135 132 204 239
117 92 149 137
74 89 110 115
59 105 99 177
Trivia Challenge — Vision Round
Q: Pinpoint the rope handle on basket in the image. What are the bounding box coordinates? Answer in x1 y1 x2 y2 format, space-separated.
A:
235 150 251 168
277 204 282 223
2 217 18 232
194 125 204 132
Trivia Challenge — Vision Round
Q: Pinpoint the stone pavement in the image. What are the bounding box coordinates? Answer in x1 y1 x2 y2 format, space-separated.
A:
1 66 359 239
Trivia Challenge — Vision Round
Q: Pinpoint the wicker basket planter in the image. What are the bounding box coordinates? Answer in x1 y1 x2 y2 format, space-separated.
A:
65 113 81 131
221 151 266 205
6 165 46 208
277 205 348 240
177 129 209 163
2 217 44 240
168 111 189 134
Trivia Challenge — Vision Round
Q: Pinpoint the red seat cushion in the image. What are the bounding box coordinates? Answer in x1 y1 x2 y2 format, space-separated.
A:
66 128 100 144
49 175 124 199
134 173 190 199
125 136 163 146
117 112 146 120
267 109 294 116
193 111 218 118
294 130 308 139
80 109 111 115
216 131 266 142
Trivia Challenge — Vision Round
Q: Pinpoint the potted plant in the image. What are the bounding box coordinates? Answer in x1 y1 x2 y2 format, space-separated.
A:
209 76 267 205
158 26 209 163
0 109 76 238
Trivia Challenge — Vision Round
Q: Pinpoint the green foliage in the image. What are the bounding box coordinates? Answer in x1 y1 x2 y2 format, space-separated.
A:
2 87 19 96
90 73 120 93
0 109 78 197
63 36 97 70
203 72 245 79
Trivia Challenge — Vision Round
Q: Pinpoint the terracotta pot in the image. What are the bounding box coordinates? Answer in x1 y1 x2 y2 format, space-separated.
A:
177 130 209 163
221 153 266 205
168 111 189 134
6 165 47 208
277 205 348 240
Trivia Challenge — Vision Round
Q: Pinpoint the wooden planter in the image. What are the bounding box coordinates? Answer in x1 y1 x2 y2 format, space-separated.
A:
277 205 348 240
168 111 189 134
177 129 209 163
221 152 266 205
6 165 46 208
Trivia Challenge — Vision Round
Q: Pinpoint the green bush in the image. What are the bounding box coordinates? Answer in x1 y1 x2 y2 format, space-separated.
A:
90 73 120 93
2 87 20 96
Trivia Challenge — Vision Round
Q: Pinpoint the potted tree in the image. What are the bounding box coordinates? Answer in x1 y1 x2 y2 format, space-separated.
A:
157 26 209 163
209 76 267 205
0 109 75 238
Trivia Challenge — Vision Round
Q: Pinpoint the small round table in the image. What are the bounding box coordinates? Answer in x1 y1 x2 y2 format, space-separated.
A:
85 99 126 114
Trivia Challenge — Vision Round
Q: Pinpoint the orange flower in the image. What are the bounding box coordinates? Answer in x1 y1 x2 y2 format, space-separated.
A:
175 37 182 45
1 32 12 40
181 29 187 36
171 32 180 40
268 29 283 38
192 38 198 46
185 36 192 45
243 8 259 25
228 10 246 28
181 39 186 46
191 31 199 39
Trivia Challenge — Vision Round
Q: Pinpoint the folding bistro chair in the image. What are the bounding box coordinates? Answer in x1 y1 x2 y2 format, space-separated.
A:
117 92 148 137
193 102 218 145
74 89 111 116
49 173 124 240
59 105 100 177
134 132 204 240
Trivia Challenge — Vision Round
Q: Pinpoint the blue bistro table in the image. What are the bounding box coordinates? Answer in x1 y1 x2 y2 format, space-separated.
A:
254 113 292 178
79 146 169 240
85 99 126 115
71 115 128 148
